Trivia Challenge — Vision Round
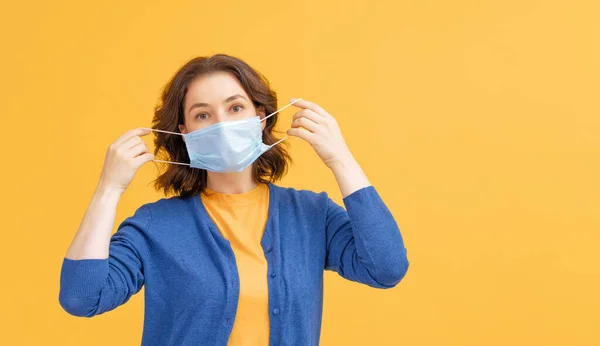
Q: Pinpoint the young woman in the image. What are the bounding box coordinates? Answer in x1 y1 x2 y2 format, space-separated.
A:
59 54 409 346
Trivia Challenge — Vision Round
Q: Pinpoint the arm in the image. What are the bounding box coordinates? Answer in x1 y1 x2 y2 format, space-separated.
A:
65 185 122 260
59 128 154 316
324 156 409 288
286 98 409 287
59 205 151 316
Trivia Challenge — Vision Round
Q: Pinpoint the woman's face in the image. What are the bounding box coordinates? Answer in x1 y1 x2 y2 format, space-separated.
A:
179 71 265 134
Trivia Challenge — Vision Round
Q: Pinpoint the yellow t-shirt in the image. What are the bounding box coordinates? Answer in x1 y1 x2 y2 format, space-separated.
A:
201 183 270 346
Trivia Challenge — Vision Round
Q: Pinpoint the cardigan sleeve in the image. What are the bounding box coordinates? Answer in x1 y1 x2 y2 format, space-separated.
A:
324 185 409 288
58 205 152 317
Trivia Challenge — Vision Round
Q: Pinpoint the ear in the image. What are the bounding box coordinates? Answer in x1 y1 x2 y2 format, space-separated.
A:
257 105 266 131
178 124 187 142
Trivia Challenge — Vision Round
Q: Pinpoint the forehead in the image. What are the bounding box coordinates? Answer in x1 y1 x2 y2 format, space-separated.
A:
185 71 248 105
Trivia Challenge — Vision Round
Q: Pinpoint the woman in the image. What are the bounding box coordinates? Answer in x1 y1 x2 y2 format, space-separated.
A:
59 54 409 346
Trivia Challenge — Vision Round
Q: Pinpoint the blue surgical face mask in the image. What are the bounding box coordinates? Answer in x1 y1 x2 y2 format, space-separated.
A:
143 98 301 172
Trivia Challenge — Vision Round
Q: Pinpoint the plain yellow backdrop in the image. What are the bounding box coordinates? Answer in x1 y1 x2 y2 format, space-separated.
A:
1 0 599 345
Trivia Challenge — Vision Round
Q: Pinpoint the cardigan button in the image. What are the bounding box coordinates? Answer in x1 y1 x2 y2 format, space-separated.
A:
273 308 280 315
270 272 276 278
265 245 273 253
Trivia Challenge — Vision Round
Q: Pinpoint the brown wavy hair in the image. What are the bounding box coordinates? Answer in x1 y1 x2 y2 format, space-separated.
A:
150 54 292 198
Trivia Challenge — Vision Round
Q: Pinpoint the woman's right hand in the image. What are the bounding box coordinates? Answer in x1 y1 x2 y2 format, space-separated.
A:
97 128 155 194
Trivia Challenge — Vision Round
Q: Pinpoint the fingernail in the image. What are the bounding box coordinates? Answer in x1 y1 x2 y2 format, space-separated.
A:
290 98 297 102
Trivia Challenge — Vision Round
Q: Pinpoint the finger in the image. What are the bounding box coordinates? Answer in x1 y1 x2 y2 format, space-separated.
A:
132 152 155 168
287 127 315 143
292 109 323 124
289 98 330 117
121 135 144 150
291 116 319 133
114 128 151 147
127 142 150 159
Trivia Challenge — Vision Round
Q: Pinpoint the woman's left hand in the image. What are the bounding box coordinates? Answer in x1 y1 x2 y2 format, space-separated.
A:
286 98 353 169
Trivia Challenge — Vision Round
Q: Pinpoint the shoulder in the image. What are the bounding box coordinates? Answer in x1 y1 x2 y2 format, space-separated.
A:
269 183 330 209
127 194 196 227
112 196 197 252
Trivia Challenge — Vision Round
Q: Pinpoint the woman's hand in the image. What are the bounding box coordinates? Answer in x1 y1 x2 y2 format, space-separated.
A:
286 98 371 197
97 128 155 194
286 98 353 169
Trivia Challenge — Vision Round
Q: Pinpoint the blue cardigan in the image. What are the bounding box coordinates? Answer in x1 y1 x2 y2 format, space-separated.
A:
59 183 409 345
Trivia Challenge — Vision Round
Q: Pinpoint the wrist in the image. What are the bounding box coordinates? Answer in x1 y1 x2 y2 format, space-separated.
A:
327 150 356 172
328 152 371 198
95 181 125 198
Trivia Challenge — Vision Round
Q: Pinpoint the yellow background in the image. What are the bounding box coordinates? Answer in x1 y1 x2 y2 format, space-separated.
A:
1 0 599 345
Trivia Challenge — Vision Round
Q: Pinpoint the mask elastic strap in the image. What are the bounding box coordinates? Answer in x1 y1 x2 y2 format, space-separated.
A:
137 128 191 166
260 98 302 123
153 159 191 166
260 97 302 146
270 136 288 147
142 98 301 166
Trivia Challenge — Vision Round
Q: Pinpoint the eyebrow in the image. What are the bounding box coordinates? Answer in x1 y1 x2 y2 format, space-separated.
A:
188 94 248 113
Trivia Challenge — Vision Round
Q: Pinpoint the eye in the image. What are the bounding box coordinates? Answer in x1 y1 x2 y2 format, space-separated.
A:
196 113 209 120
231 104 244 112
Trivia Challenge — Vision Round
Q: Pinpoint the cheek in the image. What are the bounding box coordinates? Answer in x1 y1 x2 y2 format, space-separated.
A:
182 119 204 133
188 124 207 132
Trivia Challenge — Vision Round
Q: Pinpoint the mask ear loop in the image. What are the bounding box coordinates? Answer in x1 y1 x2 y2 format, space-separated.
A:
137 129 192 166
142 98 303 165
260 98 302 147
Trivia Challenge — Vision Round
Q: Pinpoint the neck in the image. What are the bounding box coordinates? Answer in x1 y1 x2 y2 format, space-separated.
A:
206 166 258 194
